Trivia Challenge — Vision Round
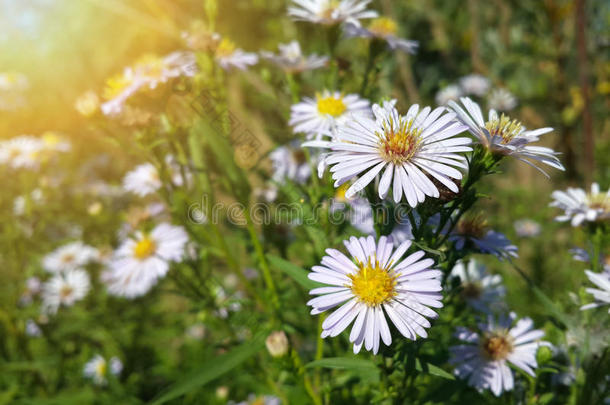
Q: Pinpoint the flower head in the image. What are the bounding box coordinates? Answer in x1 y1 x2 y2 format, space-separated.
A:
42 241 99 273
435 85 462 106
288 0 378 26
550 183 609 226
270 142 312 184
448 215 518 260
266 331 289 357
42 269 90 314
344 17 418 54
580 270 610 313
308 235 442 354
215 37 258 71
74 91 100 116
451 260 506 313
0 135 45 170
83 355 122 385
261 41 328 73
459 74 490 97
123 163 162 197
488 88 517 111
513 219 541 238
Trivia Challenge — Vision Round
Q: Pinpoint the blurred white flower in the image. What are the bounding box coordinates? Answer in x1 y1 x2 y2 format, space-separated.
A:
289 90 371 139
344 17 418 54
308 235 442 354
513 219 541 238
83 355 122 385
215 37 258 71
487 88 517 111
305 100 471 207
186 323 206 340
449 97 564 177
261 41 328 73
450 313 550 396
234 394 281 405
25 319 42 337
42 269 90 314
105 223 188 298
459 74 490 97
288 0 377 26
74 90 100 117
0 72 29 111
580 270 610 313
550 183 609 226
42 241 99 274
0 135 44 170
20 276 42 305
265 331 289 357
449 215 518 261
41 132 71 153
435 84 462 106
123 163 161 197
450 260 506 313
270 143 311 184
253 185 278 203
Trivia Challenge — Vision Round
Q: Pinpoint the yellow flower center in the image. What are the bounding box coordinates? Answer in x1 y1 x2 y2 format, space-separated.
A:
319 0 340 21
456 215 488 239
96 361 107 377
59 285 74 300
368 17 398 37
216 38 236 58
347 259 397 306
317 94 347 117
135 54 165 80
334 183 350 202
481 332 514 361
103 73 134 100
133 237 156 260
377 118 423 164
588 192 610 213
484 114 523 144
61 253 75 264
42 132 61 147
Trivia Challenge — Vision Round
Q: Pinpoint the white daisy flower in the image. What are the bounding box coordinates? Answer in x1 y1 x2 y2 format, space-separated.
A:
41 269 90 314
550 183 609 226
580 270 610 313
448 215 518 260
289 90 371 139
261 41 328 73
449 313 550 396
305 100 471 207
435 84 462 106
0 135 44 170
307 235 443 354
488 88 517 111
83 355 122 385
270 143 312 184
449 97 565 177
344 17 418 54
288 0 377 26
459 74 490 97
215 38 258 71
42 241 99 274
105 223 188 298
513 219 541 238
122 163 162 197
450 260 506 313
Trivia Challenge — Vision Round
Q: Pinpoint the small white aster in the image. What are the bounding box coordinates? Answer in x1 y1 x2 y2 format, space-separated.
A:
42 241 99 273
83 355 122 385
289 90 371 139
261 41 328 73
513 219 541 238
123 163 162 197
450 260 506 313
307 235 443 354
0 135 45 170
270 143 312 184
488 88 517 111
41 269 90 314
288 0 378 26
435 84 462 106
550 183 609 226
215 37 258 71
105 223 188 298
580 270 610 313
450 313 550 396
448 215 518 260
344 17 418 53
449 97 565 177
459 74 490 97
305 100 471 207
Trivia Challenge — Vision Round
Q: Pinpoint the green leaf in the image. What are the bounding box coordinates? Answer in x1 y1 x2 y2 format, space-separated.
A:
415 359 455 380
149 332 266 405
266 254 323 290
305 357 377 371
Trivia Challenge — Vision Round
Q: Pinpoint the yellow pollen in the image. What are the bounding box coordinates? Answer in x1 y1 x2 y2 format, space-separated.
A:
377 117 423 164
368 17 398 37
42 132 61 146
484 114 523 144
334 183 350 202
216 38 236 58
481 332 514 361
456 215 488 239
133 237 156 260
348 259 397 306
103 73 133 100
96 361 107 377
317 94 347 117
318 1 340 21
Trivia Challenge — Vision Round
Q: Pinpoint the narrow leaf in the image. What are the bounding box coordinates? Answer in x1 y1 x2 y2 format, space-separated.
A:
305 357 377 371
266 254 322 290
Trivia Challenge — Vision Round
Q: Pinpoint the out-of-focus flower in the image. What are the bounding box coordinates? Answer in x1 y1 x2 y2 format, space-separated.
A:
288 0 377 26
270 143 312 185
25 319 42 337
42 241 99 274
186 323 206 340
41 131 71 153
83 355 122 385
266 331 289 357
449 97 564 177
550 183 609 226
216 386 229 400
344 17 418 54
0 72 29 110
233 394 281 405
42 269 90 314
459 74 490 97
513 219 541 238
570 248 610 273
254 185 278 203
449 215 518 260
308 235 442 354
0 135 44 170
261 41 328 73
450 260 506 313
105 223 188 298
580 270 610 313
182 21 219 51
123 163 161 197
435 84 462 106
450 313 550 396
87 202 103 216
289 90 371 139
20 277 42 305
74 91 100 117
305 100 470 207
214 37 258 71
487 88 517 111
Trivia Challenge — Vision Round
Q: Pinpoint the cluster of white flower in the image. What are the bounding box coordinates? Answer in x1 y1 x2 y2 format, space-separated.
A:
435 74 517 112
0 133 70 170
